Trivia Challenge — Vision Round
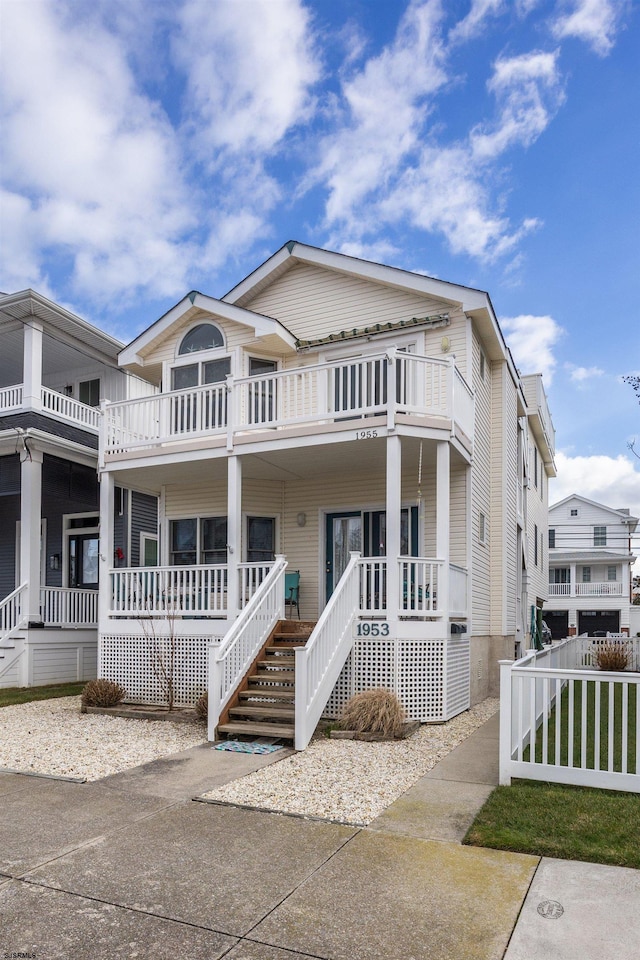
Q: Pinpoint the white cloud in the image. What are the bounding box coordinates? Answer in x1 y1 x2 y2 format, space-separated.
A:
471 50 564 160
449 0 506 44
501 314 564 384
310 0 447 230
0 1 195 302
550 0 628 56
566 363 605 382
174 0 321 156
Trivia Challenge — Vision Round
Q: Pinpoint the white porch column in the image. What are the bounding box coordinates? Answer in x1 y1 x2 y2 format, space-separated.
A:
227 455 242 619
20 448 44 624
23 321 43 412
98 471 114 632
436 440 450 618
386 434 401 616
570 563 577 598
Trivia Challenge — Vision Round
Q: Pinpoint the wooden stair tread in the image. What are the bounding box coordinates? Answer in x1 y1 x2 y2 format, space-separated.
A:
230 705 294 719
217 721 295 738
240 687 295 699
252 670 295 682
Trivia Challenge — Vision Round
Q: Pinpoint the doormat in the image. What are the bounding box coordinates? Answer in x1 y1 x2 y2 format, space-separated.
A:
213 741 284 755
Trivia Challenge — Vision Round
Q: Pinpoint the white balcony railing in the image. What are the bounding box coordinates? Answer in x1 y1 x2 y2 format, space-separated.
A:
101 353 474 458
0 382 100 432
41 587 98 627
549 581 624 597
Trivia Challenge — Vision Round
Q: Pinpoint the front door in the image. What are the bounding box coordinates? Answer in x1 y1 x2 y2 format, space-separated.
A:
68 534 99 588
325 507 418 599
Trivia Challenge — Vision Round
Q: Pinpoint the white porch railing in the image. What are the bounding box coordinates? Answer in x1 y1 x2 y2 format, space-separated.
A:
208 556 287 740
102 353 474 457
40 587 98 627
295 552 361 751
0 382 100 431
1 584 26 643
108 562 274 618
41 387 100 430
399 558 440 615
500 638 640 792
0 384 23 412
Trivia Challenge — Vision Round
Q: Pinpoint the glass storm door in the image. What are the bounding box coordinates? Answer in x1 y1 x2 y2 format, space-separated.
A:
68 534 99 588
325 512 362 599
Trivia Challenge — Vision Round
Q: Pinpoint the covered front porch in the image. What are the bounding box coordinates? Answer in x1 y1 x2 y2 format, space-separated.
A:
98 430 472 739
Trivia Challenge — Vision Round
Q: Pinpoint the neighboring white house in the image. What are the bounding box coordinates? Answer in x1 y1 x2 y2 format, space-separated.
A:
96 241 555 746
545 494 638 638
0 290 157 687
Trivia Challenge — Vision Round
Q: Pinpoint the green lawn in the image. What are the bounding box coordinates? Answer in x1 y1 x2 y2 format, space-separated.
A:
464 779 640 869
525 678 637 773
0 681 86 708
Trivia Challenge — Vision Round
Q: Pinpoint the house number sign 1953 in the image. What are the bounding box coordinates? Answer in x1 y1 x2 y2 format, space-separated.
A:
356 621 390 636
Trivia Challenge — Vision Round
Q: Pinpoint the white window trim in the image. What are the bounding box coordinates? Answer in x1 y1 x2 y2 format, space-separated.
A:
140 532 158 566
478 511 487 546
174 320 226 360
62 512 100 588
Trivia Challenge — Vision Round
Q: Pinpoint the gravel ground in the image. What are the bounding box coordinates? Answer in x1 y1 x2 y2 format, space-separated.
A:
202 698 500 825
0 695 499 824
0 696 207 781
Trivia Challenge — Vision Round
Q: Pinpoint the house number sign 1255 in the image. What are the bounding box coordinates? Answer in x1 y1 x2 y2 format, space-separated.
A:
355 621 390 637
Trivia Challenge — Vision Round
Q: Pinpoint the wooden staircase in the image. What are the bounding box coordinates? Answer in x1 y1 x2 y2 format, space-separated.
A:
216 620 315 743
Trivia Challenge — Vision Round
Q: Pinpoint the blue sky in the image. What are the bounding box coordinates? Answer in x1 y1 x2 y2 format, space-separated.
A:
1 0 639 536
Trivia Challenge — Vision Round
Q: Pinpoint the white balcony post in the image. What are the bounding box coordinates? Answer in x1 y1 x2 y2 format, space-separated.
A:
386 348 397 431
98 471 114 631
498 660 514 785
20 448 44 625
386 434 401 616
570 563 576 598
436 440 450 617
23 321 43 412
227 455 242 619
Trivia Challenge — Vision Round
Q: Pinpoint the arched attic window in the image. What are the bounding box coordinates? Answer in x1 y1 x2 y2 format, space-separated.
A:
178 323 224 355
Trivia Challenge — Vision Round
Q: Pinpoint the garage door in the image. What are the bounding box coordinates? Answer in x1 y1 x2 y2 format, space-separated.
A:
578 610 620 635
545 610 569 640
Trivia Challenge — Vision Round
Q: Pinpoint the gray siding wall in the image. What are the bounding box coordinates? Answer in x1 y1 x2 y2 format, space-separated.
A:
130 491 158 566
41 455 99 588
0 455 20 598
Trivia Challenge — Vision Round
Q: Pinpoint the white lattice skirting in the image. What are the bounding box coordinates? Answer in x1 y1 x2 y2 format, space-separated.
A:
100 634 471 719
324 636 470 722
100 635 212 706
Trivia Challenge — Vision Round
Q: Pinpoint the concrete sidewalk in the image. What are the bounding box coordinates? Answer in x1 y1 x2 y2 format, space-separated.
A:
1 713 638 959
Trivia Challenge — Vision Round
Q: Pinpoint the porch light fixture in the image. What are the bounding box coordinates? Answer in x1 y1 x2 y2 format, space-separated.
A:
296 512 307 527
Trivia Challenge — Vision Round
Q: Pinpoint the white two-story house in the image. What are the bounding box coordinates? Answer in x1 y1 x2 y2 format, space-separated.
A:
97 242 555 747
0 290 157 687
545 494 638 638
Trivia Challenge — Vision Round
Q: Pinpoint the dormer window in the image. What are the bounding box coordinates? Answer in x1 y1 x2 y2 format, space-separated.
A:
178 323 224 355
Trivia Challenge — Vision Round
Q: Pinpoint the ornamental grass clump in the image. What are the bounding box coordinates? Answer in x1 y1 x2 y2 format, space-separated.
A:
81 678 126 708
195 691 208 720
339 688 406 739
593 642 630 672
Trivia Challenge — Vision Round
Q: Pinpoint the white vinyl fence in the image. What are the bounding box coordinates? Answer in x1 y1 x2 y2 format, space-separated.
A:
500 638 640 793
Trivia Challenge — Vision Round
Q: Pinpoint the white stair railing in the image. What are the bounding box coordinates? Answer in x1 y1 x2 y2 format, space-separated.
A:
0 583 26 644
208 556 287 740
294 552 361 751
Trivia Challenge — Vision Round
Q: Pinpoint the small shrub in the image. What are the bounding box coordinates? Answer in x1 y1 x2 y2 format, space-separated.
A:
195 691 208 720
593 642 630 672
339 688 406 738
81 678 126 708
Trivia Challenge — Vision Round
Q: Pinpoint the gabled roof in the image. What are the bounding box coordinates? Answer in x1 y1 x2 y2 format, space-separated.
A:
222 239 524 382
118 291 297 374
550 494 639 529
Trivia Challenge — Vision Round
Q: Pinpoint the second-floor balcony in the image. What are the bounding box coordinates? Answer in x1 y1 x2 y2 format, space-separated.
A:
548 581 625 598
101 352 474 460
0 383 100 433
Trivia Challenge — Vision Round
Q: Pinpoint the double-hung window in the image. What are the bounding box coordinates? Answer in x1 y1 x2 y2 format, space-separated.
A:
594 525 607 547
170 517 227 565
